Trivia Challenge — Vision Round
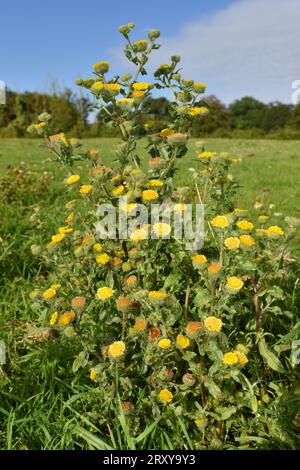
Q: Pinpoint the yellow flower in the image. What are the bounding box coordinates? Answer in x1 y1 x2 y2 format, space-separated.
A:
51 233 65 244
123 203 137 215
91 81 104 93
133 39 148 51
50 311 58 326
43 288 56 300
71 296 86 310
160 128 175 138
148 290 167 305
267 226 284 239
125 275 138 288
104 83 121 94
97 286 114 300
176 334 190 349
194 418 208 430
112 185 125 197
211 215 229 229
95 252 110 264
80 184 92 194
65 199 76 209
236 220 253 231
66 212 75 224
93 61 110 73
186 321 203 338
66 175 80 185
174 203 187 213
158 338 171 349
132 82 152 91
223 352 239 366
152 222 171 238
187 106 209 116
90 369 97 381
59 310 75 326
133 319 147 331
93 243 103 253
207 262 222 279
130 227 148 242
132 90 145 99
116 98 134 108
224 237 240 250
142 189 159 202
49 132 68 147
226 276 244 294
34 122 47 129
234 350 248 366
239 234 255 248
204 316 222 333
193 82 207 93
159 389 173 404
148 179 164 187
192 254 207 269
58 226 73 234
107 341 126 358
198 151 216 159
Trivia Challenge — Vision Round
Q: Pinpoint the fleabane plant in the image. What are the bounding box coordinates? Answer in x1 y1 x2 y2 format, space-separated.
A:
28 23 299 449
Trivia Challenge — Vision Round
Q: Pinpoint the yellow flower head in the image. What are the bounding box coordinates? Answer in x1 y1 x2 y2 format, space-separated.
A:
236 220 253 231
116 98 134 108
66 175 80 185
29 290 39 299
104 83 121 94
133 39 148 51
174 203 187 213
239 234 255 248
187 106 209 116
134 319 147 331
204 316 222 333
132 90 145 99
258 215 269 223
66 212 75 224
226 276 244 294
142 189 159 202
71 296 86 310
267 226 284 239
148 290 167 305
93 243 103 253
224 237 240 250
211 215 229 229
192 254 207 269
123 203 137 215
130 227 148 242
198 151 216 159
80 184 92 195
90 369 97 381
158 338 171 349
148 179 164 187
186 321 203 338
59 310 76 326
234 350 248 366
112 185 125 196
50 283 61 290
223 352 239 366
234 208 248 217
132 82 152 91
50 233 65 244
58 226 73 234
97 286 114 300
125 275 138 288
176 334 190 349
95 252 110 264
207 262 222 279
159 389 173 404
194 418 208 430
153 222 171 238
160 128 175 138
93 61 110 73
107 341 126 358
50 311 58 326
43 288 56 300
193 82 207 93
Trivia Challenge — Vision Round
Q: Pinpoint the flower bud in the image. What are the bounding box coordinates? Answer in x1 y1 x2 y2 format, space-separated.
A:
172 73 181 81
183 373 196 386
121 73 132 82
182 78 194 87
167 132 187 146
93 61 110 74
38 112 51 122
133 40 148 52
171 55 181 63
148 29 161 39
31 244 41 256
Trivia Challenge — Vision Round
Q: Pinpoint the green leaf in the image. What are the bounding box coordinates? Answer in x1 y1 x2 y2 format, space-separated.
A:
71 424 114 450
72 351 89 373
258 337 286 373
163 271 181 289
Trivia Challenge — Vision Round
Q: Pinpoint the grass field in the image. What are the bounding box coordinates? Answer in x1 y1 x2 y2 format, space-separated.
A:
1 137 300 218
0 137 299 450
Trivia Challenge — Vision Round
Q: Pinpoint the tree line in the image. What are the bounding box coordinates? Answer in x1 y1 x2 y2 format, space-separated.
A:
1 89 300 139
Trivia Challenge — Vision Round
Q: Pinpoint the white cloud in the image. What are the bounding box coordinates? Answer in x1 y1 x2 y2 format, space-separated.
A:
113 0 300 104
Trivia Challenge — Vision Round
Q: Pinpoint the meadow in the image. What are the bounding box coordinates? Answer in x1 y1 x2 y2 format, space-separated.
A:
0 136 299 450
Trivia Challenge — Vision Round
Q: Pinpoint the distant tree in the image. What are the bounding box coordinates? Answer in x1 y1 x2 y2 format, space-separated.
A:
261 102 293 132
229 96 267 129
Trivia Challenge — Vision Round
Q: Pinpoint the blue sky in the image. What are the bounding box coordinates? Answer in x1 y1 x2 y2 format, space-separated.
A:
1 0 300 104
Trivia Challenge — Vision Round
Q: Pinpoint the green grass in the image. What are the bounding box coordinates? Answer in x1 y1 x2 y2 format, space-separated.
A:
1 137 300 218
